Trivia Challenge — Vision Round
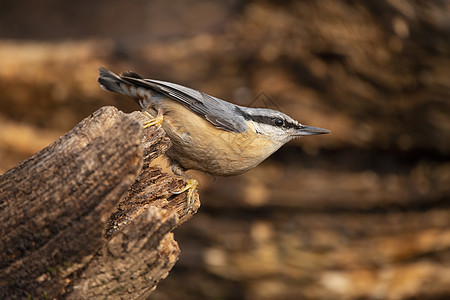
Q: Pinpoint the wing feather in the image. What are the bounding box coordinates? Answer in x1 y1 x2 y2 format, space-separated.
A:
120 75 247 133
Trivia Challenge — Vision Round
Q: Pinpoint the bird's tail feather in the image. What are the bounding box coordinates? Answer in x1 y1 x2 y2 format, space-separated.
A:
98 67 127 94
98 67 156 107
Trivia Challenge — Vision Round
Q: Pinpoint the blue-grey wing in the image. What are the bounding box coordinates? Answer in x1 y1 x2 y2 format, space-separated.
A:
121 74 247 133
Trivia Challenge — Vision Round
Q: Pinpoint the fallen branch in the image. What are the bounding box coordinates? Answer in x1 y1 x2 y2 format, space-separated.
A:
0 106 199 299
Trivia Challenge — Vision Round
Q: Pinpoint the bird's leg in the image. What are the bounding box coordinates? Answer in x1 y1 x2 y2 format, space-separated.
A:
143 110 164 129
170 160 198 214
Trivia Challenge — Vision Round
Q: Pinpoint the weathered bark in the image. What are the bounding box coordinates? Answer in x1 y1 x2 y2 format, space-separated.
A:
0 106 199 299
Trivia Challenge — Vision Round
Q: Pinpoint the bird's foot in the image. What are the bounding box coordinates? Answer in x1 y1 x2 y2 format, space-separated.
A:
172 178 198 214
143 111 164 129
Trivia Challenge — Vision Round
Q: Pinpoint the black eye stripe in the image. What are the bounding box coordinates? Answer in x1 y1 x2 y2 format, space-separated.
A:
240 112 299 129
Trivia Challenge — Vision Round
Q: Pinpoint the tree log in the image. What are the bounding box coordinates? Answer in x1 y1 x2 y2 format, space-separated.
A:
0 106 199 299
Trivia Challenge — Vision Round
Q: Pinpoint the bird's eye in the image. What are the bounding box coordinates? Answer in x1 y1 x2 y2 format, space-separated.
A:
274 118 284 126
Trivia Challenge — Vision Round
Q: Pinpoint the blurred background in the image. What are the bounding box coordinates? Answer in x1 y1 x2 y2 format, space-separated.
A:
1 0 449 299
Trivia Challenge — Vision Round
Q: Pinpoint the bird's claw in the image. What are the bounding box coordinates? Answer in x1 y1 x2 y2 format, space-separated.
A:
143 111 164 129
172 178 198 214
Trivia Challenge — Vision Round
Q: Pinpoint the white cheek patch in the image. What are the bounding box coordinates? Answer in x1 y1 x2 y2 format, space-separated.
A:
251 121 266 135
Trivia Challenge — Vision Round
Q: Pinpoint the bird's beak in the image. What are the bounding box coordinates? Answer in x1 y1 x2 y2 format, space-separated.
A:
295 124 331 136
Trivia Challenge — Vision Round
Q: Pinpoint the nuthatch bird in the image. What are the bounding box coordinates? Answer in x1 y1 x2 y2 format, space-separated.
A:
98 68 330 210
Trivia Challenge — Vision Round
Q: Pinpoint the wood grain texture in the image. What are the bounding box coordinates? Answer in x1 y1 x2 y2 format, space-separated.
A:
0 106 199 299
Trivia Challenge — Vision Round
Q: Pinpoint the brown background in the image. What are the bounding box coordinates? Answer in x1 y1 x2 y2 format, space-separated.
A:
0 0 449 299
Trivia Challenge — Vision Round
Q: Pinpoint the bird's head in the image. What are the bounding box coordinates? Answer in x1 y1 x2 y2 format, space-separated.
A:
240 107 330 144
